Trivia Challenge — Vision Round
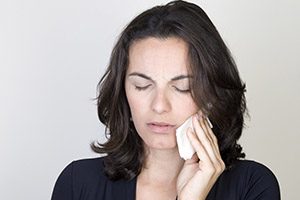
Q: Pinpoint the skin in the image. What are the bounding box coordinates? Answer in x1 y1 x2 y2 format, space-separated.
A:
125 37 225 200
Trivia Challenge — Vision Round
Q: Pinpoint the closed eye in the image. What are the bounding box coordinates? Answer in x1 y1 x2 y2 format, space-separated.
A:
173 86 191 93
135 84 152 91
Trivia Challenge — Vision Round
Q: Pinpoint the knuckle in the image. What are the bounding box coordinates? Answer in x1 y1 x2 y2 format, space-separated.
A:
220 161 226 171
214 161 225 173
215 165 221 173
205 163 215 173
206 167 215 174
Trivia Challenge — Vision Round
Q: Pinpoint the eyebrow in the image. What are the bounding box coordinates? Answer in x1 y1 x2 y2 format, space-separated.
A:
128 72 193 82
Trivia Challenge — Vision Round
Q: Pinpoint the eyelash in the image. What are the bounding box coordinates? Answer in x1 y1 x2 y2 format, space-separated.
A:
135 85 151 91
134 85 190 93
173 87 191 93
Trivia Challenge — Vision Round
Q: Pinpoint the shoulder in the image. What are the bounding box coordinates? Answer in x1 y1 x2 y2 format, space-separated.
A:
228 159 277 178
60 156 108 186
70 156 106 179
229 160 279 186
214 159 281 199
51 157 107 200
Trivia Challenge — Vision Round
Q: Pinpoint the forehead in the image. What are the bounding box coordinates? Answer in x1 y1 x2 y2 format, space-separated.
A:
127 37 190 76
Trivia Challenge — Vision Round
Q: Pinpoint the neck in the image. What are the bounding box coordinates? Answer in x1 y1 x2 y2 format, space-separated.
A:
138 147 184 185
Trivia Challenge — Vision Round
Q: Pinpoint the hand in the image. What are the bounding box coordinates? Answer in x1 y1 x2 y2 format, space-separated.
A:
176 113 225 200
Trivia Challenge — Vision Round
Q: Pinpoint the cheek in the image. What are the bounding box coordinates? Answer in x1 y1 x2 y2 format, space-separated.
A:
173 94 198 111
125 89 146 118
126 94 148 138
188 97 198 110
127 98 142 117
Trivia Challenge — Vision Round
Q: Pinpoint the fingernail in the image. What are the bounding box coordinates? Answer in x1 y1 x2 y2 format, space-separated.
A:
206 117 213 128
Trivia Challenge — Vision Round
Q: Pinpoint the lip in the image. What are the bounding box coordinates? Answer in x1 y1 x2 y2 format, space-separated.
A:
147 122 176 134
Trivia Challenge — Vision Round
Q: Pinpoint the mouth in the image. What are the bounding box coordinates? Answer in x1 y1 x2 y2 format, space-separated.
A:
147 122 176 134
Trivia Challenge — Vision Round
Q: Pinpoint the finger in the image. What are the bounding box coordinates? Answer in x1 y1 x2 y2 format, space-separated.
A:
199 116 225 171
204 117 219 151
192 115 224 170
186 127 212 165
188 126 225 174
184 152 199 164
192 115 218 160
197 113 221 157
197 114 213 145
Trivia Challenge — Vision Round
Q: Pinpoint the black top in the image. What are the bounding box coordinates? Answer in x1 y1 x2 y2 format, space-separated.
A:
51 157 280 200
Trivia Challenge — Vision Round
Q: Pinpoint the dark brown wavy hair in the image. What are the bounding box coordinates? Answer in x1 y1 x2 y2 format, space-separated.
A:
92 0 247 180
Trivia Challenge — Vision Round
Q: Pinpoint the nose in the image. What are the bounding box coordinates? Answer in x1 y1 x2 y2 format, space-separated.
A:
151 89 172 114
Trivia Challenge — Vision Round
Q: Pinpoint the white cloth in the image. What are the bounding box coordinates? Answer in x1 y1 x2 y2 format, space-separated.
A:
176 116 195 160
176 115 213 160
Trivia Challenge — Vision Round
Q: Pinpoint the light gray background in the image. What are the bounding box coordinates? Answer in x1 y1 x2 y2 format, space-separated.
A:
1 0 299 199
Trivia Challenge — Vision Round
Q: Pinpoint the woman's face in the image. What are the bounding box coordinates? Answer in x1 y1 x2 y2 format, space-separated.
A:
125 37 198 150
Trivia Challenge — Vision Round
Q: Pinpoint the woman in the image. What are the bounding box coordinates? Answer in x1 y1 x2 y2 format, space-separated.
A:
51 1 280 199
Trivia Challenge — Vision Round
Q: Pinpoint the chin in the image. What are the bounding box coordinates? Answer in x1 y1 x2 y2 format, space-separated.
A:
146 141 177 150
